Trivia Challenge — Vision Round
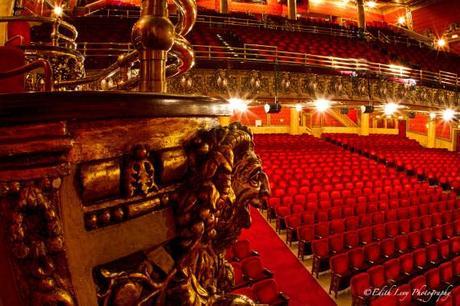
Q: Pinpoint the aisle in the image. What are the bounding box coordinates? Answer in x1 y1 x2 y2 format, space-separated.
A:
239 207 337 306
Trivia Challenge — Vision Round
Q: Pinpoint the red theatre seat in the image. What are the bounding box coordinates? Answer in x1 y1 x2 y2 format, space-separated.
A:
252 279 289 306
0 46 25 93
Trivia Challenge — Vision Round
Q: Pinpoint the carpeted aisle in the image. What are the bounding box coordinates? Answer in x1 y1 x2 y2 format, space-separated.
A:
239 207 337 306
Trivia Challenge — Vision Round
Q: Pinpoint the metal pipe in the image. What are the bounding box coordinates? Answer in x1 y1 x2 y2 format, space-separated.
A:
132 0 175 92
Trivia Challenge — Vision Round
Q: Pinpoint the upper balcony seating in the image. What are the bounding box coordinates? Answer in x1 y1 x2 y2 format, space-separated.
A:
71 9 460 76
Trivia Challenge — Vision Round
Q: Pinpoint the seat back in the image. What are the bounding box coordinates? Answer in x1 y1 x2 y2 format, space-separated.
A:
0 46 25 93
6 21 31 46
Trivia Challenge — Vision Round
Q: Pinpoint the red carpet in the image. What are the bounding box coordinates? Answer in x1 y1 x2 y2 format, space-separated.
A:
239 207 337 306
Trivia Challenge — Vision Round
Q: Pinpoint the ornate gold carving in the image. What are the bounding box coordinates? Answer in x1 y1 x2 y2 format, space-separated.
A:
169 122 270 302
124 144 159 197
169 68 459 108
94 123 269 305
1 176 76 306
80 160 121 204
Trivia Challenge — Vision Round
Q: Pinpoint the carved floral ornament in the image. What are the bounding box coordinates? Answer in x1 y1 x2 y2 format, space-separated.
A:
1 175 76 306
96 123 269 306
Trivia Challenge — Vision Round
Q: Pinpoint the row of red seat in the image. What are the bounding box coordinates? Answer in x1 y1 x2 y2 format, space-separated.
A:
225 240 289 305
435 285 460 306
351 248 460 306
311 219 459 277
336 237 460 300
281 198 458 227
290 205 460 246
324 134 460 194
271 192 456 226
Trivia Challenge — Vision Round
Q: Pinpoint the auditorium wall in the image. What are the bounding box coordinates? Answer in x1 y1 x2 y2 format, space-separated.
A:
407 114 428 134
411 0 460 35
382 7 406 26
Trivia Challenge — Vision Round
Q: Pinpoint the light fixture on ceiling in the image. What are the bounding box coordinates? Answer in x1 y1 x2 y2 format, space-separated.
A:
366 1 377 8
407 112 416 119
264 102 282 113
295 103 303 112
383 102 400 116
314 99 331 112
429 112 437 120
228 98 248 113
361 105 374 113
442 108 456 122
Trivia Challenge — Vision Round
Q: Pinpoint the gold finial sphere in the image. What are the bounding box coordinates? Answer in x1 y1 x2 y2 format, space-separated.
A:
131 16 175 51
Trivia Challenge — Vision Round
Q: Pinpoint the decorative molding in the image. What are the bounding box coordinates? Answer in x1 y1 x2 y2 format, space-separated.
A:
0 121 77 305
169 68 460 108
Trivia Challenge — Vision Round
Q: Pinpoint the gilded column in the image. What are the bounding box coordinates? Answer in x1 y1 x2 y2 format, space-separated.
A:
219 0 229 14
427 118 436 148
288 0 297 20
356 0 366 31
289 107 300 135
360 112 370 135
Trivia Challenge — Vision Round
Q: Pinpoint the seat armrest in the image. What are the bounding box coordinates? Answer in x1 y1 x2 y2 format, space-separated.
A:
263 268 274 277
5 35 24 46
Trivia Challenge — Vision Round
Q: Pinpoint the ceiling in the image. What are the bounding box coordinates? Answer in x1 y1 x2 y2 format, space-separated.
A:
378 0 438 9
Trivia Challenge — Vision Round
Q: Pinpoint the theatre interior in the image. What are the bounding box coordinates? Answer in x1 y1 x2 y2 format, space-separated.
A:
1 0 460 305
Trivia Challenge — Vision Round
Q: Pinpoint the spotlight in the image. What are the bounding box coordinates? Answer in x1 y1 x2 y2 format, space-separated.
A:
436 38 447 48
442 108 456 122
314 99 331 112
361 105 374 113
397 16 406 25
264 103 282 114
366 1 377 8
429 112 436 120
295 103 302 112
340 107 349 114
407 112 416 119
228 98 248 112
53 5 64 17
383 102 399 116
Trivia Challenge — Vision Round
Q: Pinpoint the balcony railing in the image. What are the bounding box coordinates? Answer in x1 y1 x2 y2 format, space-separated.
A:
78 42 460 88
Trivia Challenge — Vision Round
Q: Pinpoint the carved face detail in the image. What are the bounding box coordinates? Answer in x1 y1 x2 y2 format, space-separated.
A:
213 150 270 251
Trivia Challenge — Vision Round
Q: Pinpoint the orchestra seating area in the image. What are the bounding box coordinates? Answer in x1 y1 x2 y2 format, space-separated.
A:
324 134 460 194
253 134 460 305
